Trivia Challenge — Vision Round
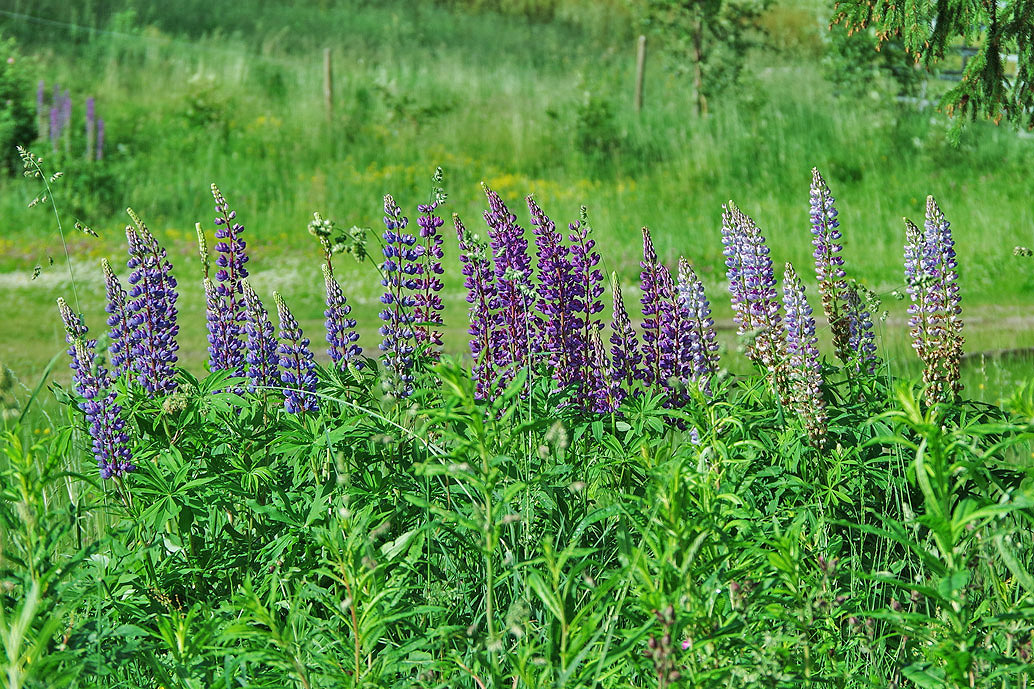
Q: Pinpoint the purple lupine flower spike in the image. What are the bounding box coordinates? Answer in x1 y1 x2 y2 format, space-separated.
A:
323 263 362 370
844 284 878 375
379 194 419 397
925 196 964 401
241 281 280 394
203 277 235 371
274 292 319 414
609 274 641 391
482 184 537 390
456 214 499 400
809 168 850 361
904 217 933 357
102 259 130 379
568 207 605 386
676 259 720 395
125 210 179 395
58 298 133 479
724 202 785 383
639 226 675 389
587 325 621 413
528 195 580 387
209 184 248 377
781 263 828 447
414 170 446 356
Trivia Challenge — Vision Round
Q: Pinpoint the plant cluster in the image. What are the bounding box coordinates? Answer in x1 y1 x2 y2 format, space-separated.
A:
1 161 1032 688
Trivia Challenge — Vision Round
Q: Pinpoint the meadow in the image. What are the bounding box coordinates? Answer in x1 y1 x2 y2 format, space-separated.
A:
1 1 1034 687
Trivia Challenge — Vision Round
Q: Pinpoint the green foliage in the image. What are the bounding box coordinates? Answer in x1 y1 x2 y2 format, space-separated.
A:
833 0 1034 132
0 38 36 174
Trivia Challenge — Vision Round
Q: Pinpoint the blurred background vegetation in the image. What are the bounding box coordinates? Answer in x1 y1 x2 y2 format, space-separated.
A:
0 0 1031 398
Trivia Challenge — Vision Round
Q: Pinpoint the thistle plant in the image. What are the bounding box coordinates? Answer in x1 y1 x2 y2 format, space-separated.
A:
125 209 179 395
209 184 249 377
58 298 133 479
274 292 319 414
781 263 828 447
102 258 130 379
809 168 851 362
241 281 280 394
323 263 362 371
609 274 641 391
456 214 499 400
379 194 418 397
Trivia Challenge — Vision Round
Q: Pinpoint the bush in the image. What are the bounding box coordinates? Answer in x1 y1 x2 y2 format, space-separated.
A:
0 38 37 174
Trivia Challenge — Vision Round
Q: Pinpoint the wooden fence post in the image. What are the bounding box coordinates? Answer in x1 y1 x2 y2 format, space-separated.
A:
323 47 333 122
634 35 647 114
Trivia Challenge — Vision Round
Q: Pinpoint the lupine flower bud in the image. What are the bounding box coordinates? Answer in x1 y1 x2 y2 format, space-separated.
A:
609 274 641 391
274 292 319 414
586 325 621 412
781 263 827 447
639 227 675 389
323 263 362 370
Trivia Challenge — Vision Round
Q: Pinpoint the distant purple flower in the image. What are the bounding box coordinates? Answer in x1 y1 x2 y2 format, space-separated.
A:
241 281 280 394
482 184 537 391
102 259 130 379
782 263 827 447
379 194 418 397
675 258 720 395
60 90 71 131
125 212 179 395
209 184 248 377
86 97 96 160
609 276 641 391
810 168 850 361
528 195 581 387
49 107 58 149
274 292 319 414
96 118 104 160
456 214 499 400
36 80 44 112
323 263 362 370
58 298 133 480
639 227 675 389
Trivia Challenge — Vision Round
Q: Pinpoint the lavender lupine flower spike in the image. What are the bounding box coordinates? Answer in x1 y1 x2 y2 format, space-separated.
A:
676 259 720 395
925 196 964 401
809 168 850 361
609 273 641 391
102 259 130 379
323 263 361 370
241 281 280 394
904 218 933 361
125 210 179 394
781 264 828 447
209 184 248 377
456 214 499 400
274 292 319 414
58 299 133 479
414 169 446 356
528 195 581 387
844 284 878 375
379 194 419 397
